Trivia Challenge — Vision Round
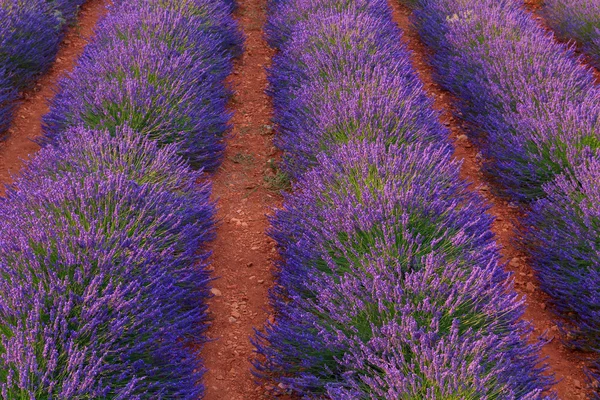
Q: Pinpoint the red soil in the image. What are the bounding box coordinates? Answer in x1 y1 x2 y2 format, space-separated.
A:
201 0 287 398
390 2 590 398
0 0 109 195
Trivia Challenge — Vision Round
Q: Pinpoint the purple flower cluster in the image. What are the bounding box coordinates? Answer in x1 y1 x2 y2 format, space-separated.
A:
0 126 213 398
543 0 600 69
0 0 86 136
523 150 600 395
254 0 554 397
266 0 448 179
406 0 600 202
0 0 240 396
44 0 243 170
403 0 600 393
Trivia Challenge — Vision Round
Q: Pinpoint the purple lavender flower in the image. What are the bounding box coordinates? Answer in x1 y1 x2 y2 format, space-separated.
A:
543 0 600 69
0 170 212 398
268 8 449 178
43 0 242 170
522 149 600 391
255 141 553 398
406 0 600 202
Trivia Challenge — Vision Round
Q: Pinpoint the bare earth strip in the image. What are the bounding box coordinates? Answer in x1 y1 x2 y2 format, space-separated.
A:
390 1 590 398
201 0 287 398
0 0 110 195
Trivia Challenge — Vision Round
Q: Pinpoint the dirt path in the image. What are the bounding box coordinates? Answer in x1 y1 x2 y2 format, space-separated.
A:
201 0 284 398
390 2 589 398
0 0 109 195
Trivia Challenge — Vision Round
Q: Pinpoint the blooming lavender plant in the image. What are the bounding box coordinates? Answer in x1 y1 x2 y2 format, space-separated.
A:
256 0 553 396
0 0 86 138
108 0 243 58
44 0 242 170
543 0 600 69
268 8 449 178
265 0 392 49
0 0 238 395
0 171 212 398
15 125 215 274
522 150 600 393
403 0 600 393
405 0 600 202
255 141 553 398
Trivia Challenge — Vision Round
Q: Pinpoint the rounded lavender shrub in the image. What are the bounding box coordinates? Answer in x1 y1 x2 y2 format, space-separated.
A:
24 125 203 192
0 0 86 138
409 0 600 202
270 9 407 92
16 125 215 269
44 0 242 170
0 0 61 88
0 0 60 137
0 170 212 398
523 151 600 355
255 141 553 398
543 0 600 69
44 37 230 170
273 62 447 178
112 0 243 52
265 0 391 49
268 9 448 178
99 0 243 60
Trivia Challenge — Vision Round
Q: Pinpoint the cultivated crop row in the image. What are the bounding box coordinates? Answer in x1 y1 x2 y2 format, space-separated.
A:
0 0 241 397
253 0 554 397
543 0 600 68
0 0 86 136
403 0 600 394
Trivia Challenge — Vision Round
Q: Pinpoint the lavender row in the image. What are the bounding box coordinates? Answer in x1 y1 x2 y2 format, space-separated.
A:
542 0 600 69
403 0 600 202
0 0 241 396
401 0 600 394
253 0 553 397
0 0 86 137
43 0 243 170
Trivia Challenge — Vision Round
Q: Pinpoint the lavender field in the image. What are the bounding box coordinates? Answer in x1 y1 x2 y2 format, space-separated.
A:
0 0 598 398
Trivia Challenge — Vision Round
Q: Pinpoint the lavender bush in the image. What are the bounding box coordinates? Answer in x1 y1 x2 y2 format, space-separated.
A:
405 0 600 202
255 0 553 397
0 167 212 398
268 7 448 179
543 0 600 69
265 0 392 49
403 0 600 393
44 0 242 170
0 0 239 395
523 150 600 393
0 0 85 138
255 141 553 398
